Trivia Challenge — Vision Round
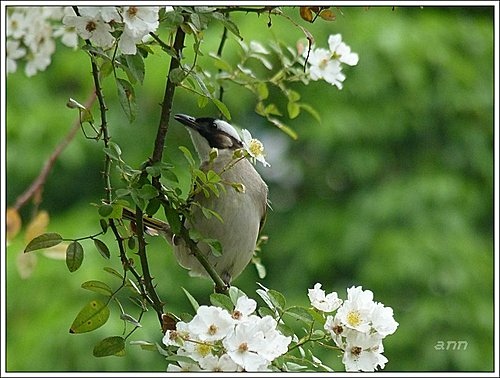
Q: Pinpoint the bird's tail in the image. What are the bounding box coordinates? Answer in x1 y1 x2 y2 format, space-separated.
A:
121 207 173 240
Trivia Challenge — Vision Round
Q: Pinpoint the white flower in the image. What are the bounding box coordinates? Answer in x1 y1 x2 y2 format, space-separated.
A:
371 302 399 337
24 43 54 77
241 129 270 167
6 40 26 74
222 320 270 371
198 353 241 372
306 47 346 89
53 7 80 48
232 295 257 322
63 12 115 49
335 286 376 333
118 7 159 54
162 320 189 347
308 283 343 312
121 7 159 35
328 34 359 66
6 10 29 39
324 314 345 349
223 315 291 371
342 332 388 372
255 316 291 361
187 305 235 341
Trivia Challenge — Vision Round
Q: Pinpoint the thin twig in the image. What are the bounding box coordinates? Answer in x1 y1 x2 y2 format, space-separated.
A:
216 26 228 104
13 93 97 211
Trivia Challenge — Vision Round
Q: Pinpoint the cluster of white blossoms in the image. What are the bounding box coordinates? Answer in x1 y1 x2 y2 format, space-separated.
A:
6 6 166 76
305 34 359 89
62 6 165 55
6 7 66 76
163 295 291 372
308 283 399 372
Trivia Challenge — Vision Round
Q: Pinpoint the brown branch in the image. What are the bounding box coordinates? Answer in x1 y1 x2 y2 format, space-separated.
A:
150 26 186 169
13 93 97 211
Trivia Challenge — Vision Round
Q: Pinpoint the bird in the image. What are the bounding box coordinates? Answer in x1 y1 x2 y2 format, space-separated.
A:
122 114 269 287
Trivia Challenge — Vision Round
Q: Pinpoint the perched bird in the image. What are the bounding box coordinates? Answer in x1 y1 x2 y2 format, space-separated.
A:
123 114 269 286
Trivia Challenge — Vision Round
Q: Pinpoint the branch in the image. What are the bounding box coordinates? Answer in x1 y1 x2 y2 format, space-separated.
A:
13 93 97 211
217 6 279 15
216 26 228 103
150 26 186 168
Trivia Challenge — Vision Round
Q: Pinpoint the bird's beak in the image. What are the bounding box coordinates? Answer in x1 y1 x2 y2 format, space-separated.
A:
174 114 199 132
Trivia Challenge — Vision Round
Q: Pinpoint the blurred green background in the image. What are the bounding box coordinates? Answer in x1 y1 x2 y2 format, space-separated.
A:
5 6 494 372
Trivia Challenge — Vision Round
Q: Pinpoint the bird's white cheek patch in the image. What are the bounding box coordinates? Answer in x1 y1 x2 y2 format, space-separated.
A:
215 134 236 149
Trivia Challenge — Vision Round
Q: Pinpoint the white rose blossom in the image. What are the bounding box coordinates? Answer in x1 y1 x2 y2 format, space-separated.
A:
304 33 358 89
308 282 343 312
163 294 291 372
241 129 270 167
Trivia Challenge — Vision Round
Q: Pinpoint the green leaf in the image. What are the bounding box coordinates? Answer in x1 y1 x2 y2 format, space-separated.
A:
197 95 209 108
287 90 301 102
81 280 113 296
93 336 125 357
268 117 298 140
210 293 234 312
103 266 123 280
287 101 301 119
182 287 199 312
130 340 157 351
163 9 185 30
258 306 275 318
256 288 275 310
94 239 110 259
164 205 182 235
285 306 314 324
66 241 84 272
299 103 322 123
120 313 142 327
212 98 231 120
264 103 282 116
100 218 108 233
124 53 145 84
253 258 267 279
98 203 114 217
138 184 159 200
127 237 136 251
256 82 269 100
100 203 124 219
24 232 63 252
169 67 187 84
208 52 233 72
179 146 196 167
116 78 136 122
145 198 161 217
207 238 223 257
212 12 241 39
103 141 122 161
69 300 110 333
268 289 287 311
228 286 247 305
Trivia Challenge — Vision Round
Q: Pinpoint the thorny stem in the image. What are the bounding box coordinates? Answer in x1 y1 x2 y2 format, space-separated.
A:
72 6 168 324
150 26 186 170
134 206 165 320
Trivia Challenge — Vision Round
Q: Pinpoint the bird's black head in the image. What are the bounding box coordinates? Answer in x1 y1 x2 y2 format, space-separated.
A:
174 114 243 150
